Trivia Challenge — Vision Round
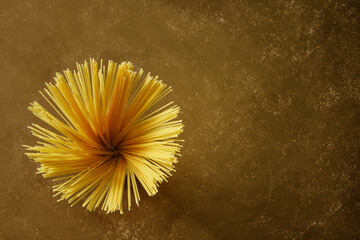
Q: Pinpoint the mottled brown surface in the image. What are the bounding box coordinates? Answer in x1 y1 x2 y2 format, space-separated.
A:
0 0 360 239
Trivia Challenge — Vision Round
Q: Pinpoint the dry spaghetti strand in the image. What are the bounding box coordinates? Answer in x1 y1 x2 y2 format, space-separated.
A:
24 59 184 213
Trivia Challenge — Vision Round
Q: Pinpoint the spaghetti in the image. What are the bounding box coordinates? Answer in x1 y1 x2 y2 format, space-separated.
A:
24 59 184 213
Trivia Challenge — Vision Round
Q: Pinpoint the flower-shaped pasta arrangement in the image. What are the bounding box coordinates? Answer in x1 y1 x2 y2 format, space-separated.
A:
24 59 183 213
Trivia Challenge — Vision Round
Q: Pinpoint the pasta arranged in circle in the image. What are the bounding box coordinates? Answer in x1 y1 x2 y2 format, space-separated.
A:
24 59 184 213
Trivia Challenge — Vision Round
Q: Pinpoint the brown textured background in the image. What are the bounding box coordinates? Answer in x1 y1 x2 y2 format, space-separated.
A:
0 0 360 239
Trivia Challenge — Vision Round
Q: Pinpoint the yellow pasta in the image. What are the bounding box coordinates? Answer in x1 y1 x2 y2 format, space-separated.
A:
24 59 184 213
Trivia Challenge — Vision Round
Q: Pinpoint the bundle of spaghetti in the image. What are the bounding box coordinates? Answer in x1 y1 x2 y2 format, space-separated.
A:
24 59 184 213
